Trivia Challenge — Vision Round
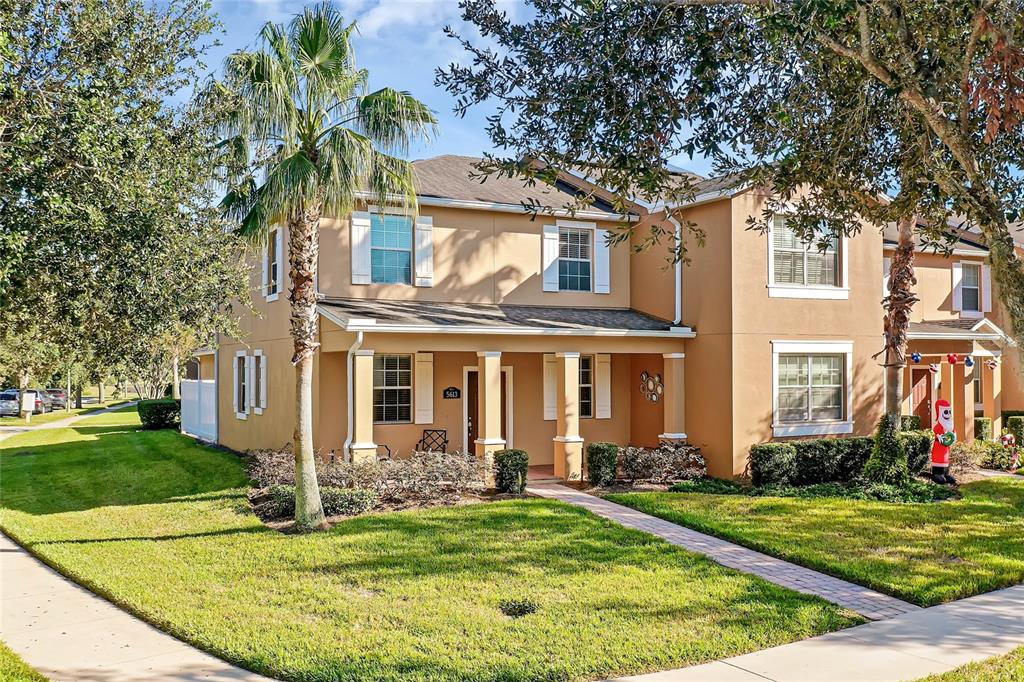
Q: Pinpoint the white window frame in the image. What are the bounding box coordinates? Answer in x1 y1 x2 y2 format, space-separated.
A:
233 351 249 420
368 206 415 286
252 349 267 415
766 215 850 300
771 340 854 437
263 227 282 302
960 261 983 317
373 353 414 424
973 368 984 412
579 354 594 419
558 223 594 293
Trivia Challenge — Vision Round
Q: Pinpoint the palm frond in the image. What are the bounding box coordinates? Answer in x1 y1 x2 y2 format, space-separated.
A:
291 4 356 98
356 88 438 154
366 152 418 215
260 150 319 222
319 127 374 217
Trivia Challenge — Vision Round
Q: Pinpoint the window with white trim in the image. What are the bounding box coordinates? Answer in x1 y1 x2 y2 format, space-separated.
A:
772 217 839 287
974 370 983 407
777 353 845 423
235 354 248 419
962 263 981 312
266 228 280 297
370 213 413 284
253 352 264 414
579 355 593 418
373 354 412 423
558 226 592 291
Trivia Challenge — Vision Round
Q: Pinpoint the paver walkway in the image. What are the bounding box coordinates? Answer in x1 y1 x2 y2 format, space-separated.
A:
526 483 920 620
612 584 1024 681
0 532 275 681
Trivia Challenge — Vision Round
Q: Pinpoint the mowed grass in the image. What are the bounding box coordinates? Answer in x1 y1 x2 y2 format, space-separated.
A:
0 641 47 681
920 646 1024 681
0 402 129 427
0 410 859 682
607 481 1024 607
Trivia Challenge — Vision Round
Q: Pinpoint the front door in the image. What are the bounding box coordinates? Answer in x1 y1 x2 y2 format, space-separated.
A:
911 368 932 427
465 370 507 450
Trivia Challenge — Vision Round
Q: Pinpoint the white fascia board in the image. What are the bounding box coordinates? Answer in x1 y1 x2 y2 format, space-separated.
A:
906 331 1002 341
882 244 989 257
354 191 634 222
345 323 695 338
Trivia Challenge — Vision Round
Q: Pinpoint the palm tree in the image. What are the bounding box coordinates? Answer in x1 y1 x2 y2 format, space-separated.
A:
210 4 436 530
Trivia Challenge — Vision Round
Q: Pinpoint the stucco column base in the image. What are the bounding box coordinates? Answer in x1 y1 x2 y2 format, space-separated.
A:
553 436 583 481
350 444 377 465
475 438 505 487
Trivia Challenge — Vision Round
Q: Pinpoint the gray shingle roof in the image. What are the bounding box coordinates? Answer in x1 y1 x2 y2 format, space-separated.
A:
908 319 1002 339
318 297 676 332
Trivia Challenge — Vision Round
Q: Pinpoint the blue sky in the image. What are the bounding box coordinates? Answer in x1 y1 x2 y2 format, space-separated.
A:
202 0 715 176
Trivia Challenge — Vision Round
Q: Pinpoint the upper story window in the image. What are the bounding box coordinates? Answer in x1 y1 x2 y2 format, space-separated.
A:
371 213 413 284
559 226 592 291
579 355 593 418
373 354 412 423
263 227 282 301
767 217 848 300
961 263 981 312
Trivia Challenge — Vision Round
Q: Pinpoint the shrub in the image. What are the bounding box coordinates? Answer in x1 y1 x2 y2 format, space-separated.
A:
864 414 909 485
752 479 956 503
975 417 993 441
900 414 922 431
1007 416 1024 447
494 449 529 494
748 443 797 486
248 446 487 505
268 484 377 518
618 442 705 483
138 398 180 429
586 442 618 486
669 477 747 495
1002 410 1024 422
949 439 1002 472
898 430 934 474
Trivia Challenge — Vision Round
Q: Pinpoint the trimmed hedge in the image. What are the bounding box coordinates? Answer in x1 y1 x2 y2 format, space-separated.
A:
586 442 618 486
900 415 922 431
749 430 934 486
1002 410 1024 423
138 398 180 430
975 417 993 441
494 449 529 494
268 484 377 518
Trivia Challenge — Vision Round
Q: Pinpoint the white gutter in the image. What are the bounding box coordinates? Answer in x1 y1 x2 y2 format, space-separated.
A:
907 331 1002 341
882 244 989 257
669 217 683 324
354 190 636 222
341 330 364 461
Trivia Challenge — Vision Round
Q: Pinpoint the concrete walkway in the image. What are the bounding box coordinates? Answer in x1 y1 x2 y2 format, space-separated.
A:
0 401 138 441
526 483 920 621
612 585 1024 681
0 533 275 681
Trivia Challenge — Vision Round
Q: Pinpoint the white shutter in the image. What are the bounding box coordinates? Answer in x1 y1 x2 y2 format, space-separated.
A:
259 353 268 409
542 225 560 292
275 227 284 294
882 257 891 299
414 352 434 424
232 355 239 414
245 355 255 412
952 262 963 311
351 212 372 285
261 240 269 297
594 228 611 294
414 215 434 287
543 354 557 420
983 264 992 312
595 353 611 419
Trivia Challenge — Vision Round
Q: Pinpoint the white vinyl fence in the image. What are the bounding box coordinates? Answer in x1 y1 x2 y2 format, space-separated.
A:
180 379 217 442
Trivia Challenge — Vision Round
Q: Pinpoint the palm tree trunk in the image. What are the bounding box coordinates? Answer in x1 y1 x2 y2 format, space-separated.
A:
882 217 918 415
289 205 326 531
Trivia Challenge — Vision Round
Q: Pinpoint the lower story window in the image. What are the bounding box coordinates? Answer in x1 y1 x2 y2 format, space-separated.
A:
777 353 844 423
579 355 593 418
235 354 248 418
373 354 412 423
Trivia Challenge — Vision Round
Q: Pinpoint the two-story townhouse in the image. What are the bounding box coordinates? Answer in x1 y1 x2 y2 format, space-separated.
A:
190 156 1018 481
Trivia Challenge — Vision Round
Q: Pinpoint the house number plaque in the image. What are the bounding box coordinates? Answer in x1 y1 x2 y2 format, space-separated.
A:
443 386 461 399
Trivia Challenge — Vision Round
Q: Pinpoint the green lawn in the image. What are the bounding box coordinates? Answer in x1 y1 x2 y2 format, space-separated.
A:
920 646 1024 681
607 481 1024 607
0 409 858 682
0 401 129 426
0 641 47 682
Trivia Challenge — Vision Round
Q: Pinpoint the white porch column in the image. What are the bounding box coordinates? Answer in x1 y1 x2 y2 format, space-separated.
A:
553 352 583 480
475 351 505 483
659 352 687 440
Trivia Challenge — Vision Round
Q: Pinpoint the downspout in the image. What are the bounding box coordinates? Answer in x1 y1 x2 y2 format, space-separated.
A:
669 217 683 324
342 330 364 461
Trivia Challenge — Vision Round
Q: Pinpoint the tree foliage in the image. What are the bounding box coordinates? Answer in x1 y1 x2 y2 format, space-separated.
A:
438 0 1024 340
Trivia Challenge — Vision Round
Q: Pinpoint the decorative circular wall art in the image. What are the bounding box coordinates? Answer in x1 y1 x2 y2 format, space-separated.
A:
639 371 664 403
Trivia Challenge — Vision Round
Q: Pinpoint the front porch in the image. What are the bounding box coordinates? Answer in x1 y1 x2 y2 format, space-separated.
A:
901 319 1012 439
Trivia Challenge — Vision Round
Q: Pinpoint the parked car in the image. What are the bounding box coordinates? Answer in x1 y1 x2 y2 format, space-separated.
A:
46 388 68 409
0 389 53 416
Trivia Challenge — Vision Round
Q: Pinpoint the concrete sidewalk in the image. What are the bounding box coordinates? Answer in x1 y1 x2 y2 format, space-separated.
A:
0 533 275 681
613 585 1024 681
0 401 138 441
527 483 919 620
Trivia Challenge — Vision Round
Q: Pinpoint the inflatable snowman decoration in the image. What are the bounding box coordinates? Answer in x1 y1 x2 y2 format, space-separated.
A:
931 399 957 484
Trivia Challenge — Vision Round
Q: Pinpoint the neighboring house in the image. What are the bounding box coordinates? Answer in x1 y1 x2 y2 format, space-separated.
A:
182 155 1018 480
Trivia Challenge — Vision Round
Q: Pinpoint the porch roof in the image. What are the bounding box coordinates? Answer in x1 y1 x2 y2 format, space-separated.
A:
907 318 1009 343
317 297 694 338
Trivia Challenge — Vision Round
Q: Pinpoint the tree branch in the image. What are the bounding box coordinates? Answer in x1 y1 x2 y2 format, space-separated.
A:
960 3 993 133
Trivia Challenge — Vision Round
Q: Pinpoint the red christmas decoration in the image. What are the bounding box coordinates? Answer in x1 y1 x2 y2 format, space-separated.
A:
947 353 959 364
